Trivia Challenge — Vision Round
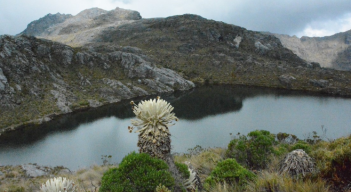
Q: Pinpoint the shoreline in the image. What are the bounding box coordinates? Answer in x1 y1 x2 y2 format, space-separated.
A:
1 83 351 136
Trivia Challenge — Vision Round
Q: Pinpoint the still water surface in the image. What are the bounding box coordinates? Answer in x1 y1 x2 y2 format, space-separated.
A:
0 86 350 169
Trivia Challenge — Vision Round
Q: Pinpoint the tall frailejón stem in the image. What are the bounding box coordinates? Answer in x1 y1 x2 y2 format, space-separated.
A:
128 96 178 160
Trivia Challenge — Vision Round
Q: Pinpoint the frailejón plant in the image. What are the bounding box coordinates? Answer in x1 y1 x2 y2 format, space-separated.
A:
40 177 75 192
129 96 178 160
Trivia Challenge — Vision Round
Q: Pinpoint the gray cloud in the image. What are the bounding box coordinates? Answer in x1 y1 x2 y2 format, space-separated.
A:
1 0 351 37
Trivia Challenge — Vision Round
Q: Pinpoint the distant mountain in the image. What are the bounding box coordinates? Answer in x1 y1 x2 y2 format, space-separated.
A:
1 7 351 132
20 7 142 47
273 30 351 71
19 13 73 36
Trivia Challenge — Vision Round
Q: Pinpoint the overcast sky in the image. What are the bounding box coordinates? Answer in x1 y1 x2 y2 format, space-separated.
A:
1 0 351 37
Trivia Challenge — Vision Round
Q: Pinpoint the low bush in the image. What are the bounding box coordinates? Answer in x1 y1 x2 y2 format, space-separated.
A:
290 140 311 153
175 162 190 179
100 152 174 192
311 135 351 191
204 158 256 190
226 130 275 169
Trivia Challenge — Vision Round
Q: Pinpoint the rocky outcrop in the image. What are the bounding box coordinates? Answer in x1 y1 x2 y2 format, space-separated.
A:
0 35 194 131
309 79 329 88
20 7 142 47
279 74 296 89
273 30 351 70
19 13 73 36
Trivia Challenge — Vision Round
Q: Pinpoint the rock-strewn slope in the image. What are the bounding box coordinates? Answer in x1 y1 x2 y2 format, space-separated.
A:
89 14 351 94
0 35 194 131
274 30 351 70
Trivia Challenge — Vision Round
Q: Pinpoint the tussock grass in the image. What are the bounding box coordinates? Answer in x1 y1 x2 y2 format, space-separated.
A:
246 171 330 192
0 164 115 192
174 147 226 181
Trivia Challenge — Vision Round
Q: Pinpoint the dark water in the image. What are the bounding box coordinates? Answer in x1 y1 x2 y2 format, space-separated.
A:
0 86 350 169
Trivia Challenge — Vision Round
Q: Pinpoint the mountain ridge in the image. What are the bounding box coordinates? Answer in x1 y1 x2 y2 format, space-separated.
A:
272 30 351 70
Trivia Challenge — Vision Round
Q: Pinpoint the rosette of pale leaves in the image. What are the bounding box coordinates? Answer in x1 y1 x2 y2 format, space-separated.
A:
130 97 178 159
40 177 76 192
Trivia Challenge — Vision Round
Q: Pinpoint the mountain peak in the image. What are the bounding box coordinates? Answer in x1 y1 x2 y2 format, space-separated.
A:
76 7 108 19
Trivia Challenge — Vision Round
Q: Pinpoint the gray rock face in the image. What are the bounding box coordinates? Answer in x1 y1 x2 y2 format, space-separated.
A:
20 13 73 36
22 164 48 177
108 51 195 92
50 83 72 113
309 79 329 88
20 7 142 47
279 74 296 89
0 35 195 129
273 30 351 70
0 67 8 91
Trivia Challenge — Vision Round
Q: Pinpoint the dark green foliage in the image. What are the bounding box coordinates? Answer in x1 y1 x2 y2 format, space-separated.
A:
276 132 298 144
305 131 322 144
175 162 190 179
273 143 289 156
204 158 256 189
290 140 311 153
100 152 174 192
226 130 275 169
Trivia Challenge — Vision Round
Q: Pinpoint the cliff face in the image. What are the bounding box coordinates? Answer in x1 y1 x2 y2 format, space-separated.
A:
0 35 194 131
274 30 351 71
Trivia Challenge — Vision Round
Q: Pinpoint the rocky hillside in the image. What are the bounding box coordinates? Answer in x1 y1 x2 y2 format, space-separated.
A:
3 7 351 131
273 30 351 70
0 35 194 131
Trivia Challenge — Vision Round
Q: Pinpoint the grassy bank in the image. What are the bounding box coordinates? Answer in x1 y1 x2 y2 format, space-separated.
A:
1 130 350 192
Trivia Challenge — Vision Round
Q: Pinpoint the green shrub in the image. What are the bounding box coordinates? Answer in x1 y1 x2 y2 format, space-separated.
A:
273 144 289 156
175 162 190 179
204 158 256 189
290 140 311 153
100 152 175 192
226 130 275 169
310 135 351 190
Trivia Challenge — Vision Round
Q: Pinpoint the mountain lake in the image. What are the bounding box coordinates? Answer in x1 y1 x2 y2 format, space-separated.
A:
0 85 350 169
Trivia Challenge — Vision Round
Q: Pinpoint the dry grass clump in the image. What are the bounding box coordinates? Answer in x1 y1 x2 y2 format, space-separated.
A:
174 147 225 182
64 165 114 192
0 164 115 192
207 182 243 192
310 135 351 191
246 171 330 192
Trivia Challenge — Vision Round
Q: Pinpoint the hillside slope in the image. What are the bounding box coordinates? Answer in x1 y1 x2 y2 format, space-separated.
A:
0 35 194 131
